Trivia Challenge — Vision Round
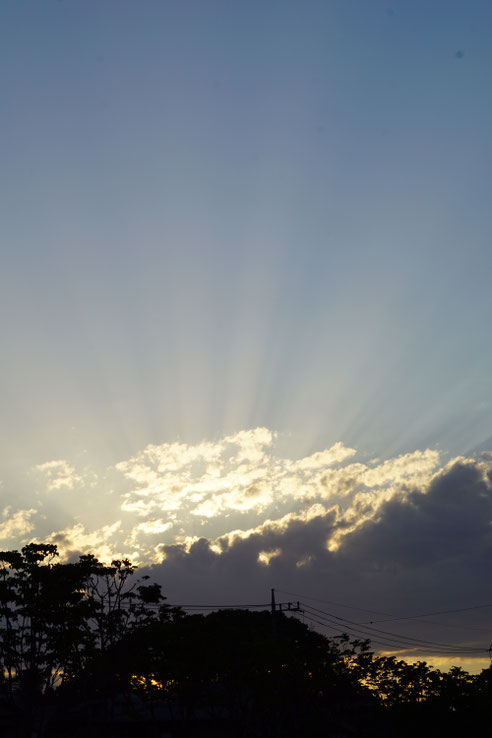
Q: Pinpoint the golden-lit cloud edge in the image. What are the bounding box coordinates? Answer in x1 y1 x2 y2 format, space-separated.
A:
20 428 462 563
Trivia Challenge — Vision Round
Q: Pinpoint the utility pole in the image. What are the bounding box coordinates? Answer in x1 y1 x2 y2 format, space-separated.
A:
271 588 277 639
271 589 301 639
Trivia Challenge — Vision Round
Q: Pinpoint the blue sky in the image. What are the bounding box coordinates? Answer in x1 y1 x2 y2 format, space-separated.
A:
2 0 492 463
1 0 492 666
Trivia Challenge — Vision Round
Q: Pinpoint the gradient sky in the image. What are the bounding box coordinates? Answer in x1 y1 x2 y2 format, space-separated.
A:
2 0 492 669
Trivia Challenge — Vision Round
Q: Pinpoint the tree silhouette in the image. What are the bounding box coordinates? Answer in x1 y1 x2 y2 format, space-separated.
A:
0 543 173 736
0 543 489 737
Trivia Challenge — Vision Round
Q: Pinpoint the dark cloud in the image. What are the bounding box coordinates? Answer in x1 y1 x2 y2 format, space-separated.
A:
342 461 492 568
146 457 492 657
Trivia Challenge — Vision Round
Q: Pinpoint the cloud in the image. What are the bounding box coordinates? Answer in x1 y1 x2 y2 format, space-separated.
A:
115 431 441 560
288 442 356 472
45 521 123 562
35 459 82 491
116 430 372 545
30 432 448 574
0 507 36 541
117 428 278 519
258 548 282 566
17 430 492 666
127 519 174 547
142 453 492 664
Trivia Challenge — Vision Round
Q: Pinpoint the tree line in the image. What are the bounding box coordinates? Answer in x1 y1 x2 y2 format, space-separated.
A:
0 543 490 737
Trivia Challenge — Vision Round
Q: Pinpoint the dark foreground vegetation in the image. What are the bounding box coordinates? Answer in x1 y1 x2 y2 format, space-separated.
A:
0 544 490 737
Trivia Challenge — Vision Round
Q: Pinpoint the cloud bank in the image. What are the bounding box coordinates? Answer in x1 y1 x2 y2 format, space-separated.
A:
145 451 492 667
3 429 492 664
114 429 440 558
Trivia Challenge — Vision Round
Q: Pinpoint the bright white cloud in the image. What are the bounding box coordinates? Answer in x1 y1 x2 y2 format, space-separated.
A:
46 521 123 562
127 519 174 547
117 429 356 521
287 442 356 472
0 507 36 541
114 431 443 561
35 459 82 491
27 431 446 566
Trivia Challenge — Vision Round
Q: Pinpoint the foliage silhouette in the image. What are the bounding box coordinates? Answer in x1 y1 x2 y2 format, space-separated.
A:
0 543 490 737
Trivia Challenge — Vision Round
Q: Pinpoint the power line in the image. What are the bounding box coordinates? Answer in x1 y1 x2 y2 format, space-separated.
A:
175 603 270 609
301 609 485 656
276 588 393 617
107 601 271 611
300 604 487 655
100 593 492 652
364 603 492 624
276 588 492 631
168 599 483 652
300 612 433 654
303 603 486 652
300 612 485 656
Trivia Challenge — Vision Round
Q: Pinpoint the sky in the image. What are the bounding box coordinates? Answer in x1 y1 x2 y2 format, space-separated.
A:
1 0 492 670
